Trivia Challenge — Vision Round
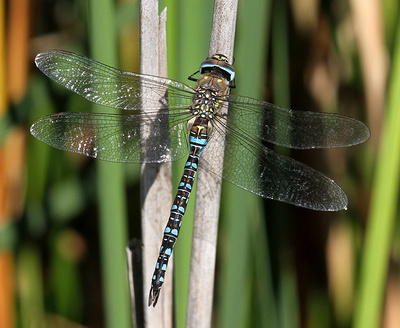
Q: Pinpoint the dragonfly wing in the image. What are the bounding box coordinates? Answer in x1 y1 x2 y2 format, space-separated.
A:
200 117 347 211
30 111 190 163
225 95 370 149
35 50 194 112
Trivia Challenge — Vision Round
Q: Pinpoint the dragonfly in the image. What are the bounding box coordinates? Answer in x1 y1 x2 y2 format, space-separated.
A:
31 50 370 307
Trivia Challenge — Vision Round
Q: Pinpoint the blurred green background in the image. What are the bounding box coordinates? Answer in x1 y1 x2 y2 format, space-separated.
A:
1 0 399 327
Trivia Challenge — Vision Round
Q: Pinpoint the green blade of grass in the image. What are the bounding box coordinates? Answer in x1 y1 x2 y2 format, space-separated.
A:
17 244 46 328
88 1 130 327
217 0 277 326
354 20 400 328
271 1 300 327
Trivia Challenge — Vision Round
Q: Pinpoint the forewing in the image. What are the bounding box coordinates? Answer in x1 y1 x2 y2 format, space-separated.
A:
35 49 194 112
225 95 370 149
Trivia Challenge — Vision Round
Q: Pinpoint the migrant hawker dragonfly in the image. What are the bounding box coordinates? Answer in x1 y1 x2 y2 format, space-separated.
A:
31 50 370 306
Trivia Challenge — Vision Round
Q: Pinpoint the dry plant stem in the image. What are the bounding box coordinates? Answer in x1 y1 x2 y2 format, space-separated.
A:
186 0 238 327
140 1 173 326
350 0 387 150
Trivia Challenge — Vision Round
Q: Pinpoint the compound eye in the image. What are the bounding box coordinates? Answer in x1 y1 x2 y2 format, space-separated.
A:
199 58 219 74
218 62 235 81
199 56 235 81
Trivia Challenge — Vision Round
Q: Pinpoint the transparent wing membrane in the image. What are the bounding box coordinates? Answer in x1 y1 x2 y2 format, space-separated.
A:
31 111 191 163
32 49 370 210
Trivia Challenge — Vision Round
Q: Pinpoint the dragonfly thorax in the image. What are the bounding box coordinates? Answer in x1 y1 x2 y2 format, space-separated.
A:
191 75 229 119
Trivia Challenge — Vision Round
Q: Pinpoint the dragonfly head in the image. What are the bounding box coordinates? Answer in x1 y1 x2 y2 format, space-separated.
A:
199 54 235 83
189 54 236 88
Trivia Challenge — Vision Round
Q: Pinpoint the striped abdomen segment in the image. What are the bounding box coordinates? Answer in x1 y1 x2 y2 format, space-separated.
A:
148 117 210 307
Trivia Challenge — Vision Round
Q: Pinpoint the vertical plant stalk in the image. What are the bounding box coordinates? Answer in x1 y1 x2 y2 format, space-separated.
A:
0 0 6 114
216 0 274 325
270 2 299 327
353 20 400 328
126 241 141 327
140 1 173 326
350 0 387 149
186 0 238 326
89 1 130 327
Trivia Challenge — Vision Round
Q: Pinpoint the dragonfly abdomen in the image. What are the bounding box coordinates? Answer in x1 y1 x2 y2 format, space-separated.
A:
148 117 211 307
